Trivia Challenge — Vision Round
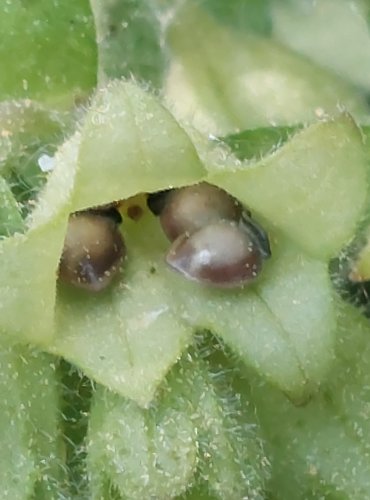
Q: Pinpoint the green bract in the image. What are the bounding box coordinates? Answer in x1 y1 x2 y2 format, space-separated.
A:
0 133 79 344
167 235 335 401
211 114 368 259
0 79 367 403
72 80 206 211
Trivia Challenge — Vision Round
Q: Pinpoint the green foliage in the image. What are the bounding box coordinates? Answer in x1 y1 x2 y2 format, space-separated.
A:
0 0 97 108
87 346 269 499
0 134 80 344
0 100 71 215
0 344 64 499
221 125 300 161
164 3 367 134
201 0 273 35
248 303 370 499
1 0 370 498
0 177 24 236
271 0 370 92
90 0 165 87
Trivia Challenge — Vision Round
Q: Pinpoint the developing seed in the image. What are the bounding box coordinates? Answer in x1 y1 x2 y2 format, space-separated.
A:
165 219 265 287
58 210 125 292
158 182 243 241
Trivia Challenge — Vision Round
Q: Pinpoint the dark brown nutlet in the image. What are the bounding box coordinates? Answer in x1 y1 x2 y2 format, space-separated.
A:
146 190 173 216
159 182 243 241
58 211 125 292
165 220 264 288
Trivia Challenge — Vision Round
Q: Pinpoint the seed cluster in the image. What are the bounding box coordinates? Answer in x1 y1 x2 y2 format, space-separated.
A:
59 183 271 292
149 182 271 288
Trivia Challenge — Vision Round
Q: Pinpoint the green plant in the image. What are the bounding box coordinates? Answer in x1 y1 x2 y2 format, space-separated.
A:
3 1 370 498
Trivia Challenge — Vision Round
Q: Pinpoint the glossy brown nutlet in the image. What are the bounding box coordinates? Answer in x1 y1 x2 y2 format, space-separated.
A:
159 182 242 241
165 220 265 288
59 212 125 292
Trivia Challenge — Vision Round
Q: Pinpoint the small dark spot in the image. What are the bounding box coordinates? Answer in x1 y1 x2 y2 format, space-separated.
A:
99 355 106 361
108 24 117 35
149 266 156 274
322 389 334 407
295 419 304 429
243 206 252 217
127 204 143 221
73 93 89 107
330 255 370 315
364 93 370 110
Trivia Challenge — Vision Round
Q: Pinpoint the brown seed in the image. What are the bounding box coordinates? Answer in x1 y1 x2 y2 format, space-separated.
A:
159 182 242 241
127 204 144 221
165 220 264 288
59 212 125 292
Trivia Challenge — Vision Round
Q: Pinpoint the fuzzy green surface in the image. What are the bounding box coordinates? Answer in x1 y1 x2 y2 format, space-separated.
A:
0 0 96 108
2 1 370 498
210 114 368 259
